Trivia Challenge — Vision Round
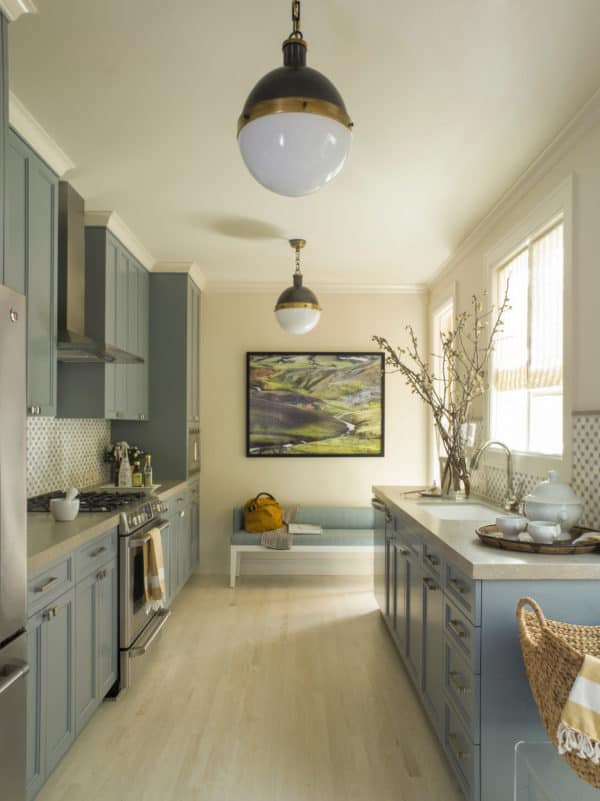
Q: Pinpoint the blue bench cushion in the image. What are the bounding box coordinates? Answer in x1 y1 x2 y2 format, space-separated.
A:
232 505 374 533
231 528 373 547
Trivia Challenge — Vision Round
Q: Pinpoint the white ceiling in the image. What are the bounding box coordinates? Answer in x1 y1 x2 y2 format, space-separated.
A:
8 0 600 287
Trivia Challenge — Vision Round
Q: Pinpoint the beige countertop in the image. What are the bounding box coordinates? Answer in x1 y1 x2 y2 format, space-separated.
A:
28 478 192 575
373 485 600 581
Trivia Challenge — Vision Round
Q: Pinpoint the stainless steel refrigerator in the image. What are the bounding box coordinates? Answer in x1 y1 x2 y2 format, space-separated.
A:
0 284 28 801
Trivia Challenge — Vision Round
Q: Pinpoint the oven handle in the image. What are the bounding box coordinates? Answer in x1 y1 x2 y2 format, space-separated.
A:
129 609 171 657
127 519 169 549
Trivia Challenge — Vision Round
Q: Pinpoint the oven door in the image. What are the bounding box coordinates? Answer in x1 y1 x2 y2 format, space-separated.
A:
119 519 168 649
188 428 200 475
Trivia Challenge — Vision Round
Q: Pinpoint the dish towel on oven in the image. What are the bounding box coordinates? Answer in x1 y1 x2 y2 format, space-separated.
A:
557 654 600 763
260 505 299 550
142 527 166 609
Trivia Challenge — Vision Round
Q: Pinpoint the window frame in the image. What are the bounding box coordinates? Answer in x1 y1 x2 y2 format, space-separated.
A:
483 176 573 479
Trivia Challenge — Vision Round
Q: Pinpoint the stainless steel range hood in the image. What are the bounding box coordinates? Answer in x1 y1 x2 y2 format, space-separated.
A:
57 182 143 364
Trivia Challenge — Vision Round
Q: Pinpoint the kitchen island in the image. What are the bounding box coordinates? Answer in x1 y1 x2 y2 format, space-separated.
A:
373 485 600 801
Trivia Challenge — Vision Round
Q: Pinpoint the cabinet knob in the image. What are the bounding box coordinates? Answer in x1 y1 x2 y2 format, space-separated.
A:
422 576 438 591
138 413 145 420
179 510 185 518
448 619 466 639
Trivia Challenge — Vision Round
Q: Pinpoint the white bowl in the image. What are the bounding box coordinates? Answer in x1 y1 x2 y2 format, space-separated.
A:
495 515 527 540
527 520 561 544
49 498 79 522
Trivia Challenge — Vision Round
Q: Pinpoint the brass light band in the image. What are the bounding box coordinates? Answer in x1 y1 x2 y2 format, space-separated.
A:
238 97 353 135
275 301 322 311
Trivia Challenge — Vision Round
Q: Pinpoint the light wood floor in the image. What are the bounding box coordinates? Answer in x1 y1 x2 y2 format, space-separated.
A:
39 575 463 801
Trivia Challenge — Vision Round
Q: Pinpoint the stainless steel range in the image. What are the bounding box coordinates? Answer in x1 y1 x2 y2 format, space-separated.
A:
116 495 171 693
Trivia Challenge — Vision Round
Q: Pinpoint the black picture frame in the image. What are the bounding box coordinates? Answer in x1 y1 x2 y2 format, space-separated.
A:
246 352 385 457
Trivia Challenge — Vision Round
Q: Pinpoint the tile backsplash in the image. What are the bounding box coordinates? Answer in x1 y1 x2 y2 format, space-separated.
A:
27 418 111 497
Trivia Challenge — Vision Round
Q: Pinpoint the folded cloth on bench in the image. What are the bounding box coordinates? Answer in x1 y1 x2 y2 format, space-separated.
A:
260 504 299 550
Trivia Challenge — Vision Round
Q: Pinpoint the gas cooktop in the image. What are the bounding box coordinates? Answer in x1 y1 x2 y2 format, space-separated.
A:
28 490 148 514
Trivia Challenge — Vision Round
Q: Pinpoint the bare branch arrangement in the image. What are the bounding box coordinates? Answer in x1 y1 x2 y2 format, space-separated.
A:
373 288 510 497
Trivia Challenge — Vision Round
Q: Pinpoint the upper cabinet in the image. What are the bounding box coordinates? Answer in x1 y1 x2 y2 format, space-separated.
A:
57 228 149 420
6 129 58 417
113 273 201 480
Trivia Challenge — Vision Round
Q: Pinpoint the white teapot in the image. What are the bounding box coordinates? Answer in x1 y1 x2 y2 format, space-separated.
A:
523 470 583 532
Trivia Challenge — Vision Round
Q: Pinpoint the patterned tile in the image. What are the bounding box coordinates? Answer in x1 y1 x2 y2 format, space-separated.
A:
572 414 600 529
27 418 111 497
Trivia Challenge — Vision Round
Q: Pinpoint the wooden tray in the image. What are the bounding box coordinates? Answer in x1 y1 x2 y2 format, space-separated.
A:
475 524 600 555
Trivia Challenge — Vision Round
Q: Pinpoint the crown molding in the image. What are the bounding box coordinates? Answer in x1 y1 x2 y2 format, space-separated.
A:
153 261 206 291
9 92 75 176
0 0 36 21
205 281 427 295
84 210 155 271
429 85 600 289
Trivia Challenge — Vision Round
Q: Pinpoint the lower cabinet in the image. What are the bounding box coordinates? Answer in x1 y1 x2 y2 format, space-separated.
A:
161 520 173 607
74 557 118 734
27 589 75 801
422 570 444 732
163 484 200 606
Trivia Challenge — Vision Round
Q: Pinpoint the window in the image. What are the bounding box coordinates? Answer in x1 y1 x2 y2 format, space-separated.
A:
431 298 454 484
490 220 563 455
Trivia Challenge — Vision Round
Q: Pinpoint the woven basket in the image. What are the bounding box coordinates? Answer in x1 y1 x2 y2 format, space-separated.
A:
517 597 600 788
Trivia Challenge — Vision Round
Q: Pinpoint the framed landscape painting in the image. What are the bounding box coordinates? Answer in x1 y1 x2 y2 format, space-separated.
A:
246 352 385 457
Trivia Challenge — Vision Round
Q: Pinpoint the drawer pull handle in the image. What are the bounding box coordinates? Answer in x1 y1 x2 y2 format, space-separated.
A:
425 553 440 566
179 510 185 518
34 576 60 594
96 569 108 581
449 577 467 595
448 671 469 695
43 606 59 621
89 546 108 558
448 733 468 761
423 577 439 591
448 619 466 639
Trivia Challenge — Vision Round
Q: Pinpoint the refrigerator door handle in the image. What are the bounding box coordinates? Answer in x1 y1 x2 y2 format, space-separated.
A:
0 661 29 698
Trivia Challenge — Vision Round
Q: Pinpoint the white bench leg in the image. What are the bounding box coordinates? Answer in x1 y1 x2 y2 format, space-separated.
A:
230 549 238 588
236 552 241 577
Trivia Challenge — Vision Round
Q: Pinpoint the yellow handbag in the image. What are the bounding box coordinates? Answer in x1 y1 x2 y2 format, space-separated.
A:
243 492 283 532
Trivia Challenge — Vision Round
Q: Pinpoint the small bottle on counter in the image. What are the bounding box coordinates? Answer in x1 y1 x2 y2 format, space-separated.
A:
132 461 143 487
143 454 153 487
114 445 121 487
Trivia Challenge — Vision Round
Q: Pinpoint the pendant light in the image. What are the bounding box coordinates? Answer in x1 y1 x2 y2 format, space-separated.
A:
238 1 353 197
275 239 321 334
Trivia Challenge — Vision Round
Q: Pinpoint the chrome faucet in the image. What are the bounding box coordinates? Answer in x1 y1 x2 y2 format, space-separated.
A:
469 440 518 512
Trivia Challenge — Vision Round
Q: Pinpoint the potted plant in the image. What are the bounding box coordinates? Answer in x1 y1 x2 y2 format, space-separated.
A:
373 290 509 498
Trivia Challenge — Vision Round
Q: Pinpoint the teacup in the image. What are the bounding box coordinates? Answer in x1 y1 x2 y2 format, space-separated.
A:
495 515 527 540
527 520 561 544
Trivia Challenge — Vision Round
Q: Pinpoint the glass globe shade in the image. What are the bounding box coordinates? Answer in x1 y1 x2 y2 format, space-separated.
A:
275 306 321 335
239 112 351 197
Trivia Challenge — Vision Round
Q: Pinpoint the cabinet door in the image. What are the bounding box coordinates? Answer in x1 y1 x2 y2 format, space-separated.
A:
96 559 118 699
124 261 140 419
0 17 6 286
104 236 119 418
187 282 200 425
27 153 58 417
176 507 190 589
422 573 444 733
74 572 97 735
26 611 45 801
191 501 199 569
110 245 128 419
394 542 409 654
406 553 423 682
44 589 75 777
137 265 149 420
5 130 27 294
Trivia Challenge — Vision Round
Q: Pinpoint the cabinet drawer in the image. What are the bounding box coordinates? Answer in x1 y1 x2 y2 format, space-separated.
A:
394 511 422 554
443 702 480 801
167 488 189 515
422 540 443 579
444 599 480 673
28 556 74 615
444 639 481 743
76 529 117 581
445 561 481 624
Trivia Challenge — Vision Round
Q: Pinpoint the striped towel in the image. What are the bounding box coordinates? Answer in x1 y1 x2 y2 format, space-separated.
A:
142 527 166 610
557 654 600 763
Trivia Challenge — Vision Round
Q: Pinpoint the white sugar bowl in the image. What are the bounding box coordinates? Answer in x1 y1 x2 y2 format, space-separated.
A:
523 470 583 532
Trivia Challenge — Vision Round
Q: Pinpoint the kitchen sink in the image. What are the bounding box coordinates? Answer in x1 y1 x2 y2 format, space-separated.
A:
417 502 497 521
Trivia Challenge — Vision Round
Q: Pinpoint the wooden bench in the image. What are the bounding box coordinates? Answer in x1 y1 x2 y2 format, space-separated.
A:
230 505 374 588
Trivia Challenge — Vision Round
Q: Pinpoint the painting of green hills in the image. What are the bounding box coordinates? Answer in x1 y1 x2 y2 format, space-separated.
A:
247 352 384 457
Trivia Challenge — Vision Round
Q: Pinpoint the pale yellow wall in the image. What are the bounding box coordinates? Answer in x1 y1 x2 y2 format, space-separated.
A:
199 291 429 574
431 117 600 412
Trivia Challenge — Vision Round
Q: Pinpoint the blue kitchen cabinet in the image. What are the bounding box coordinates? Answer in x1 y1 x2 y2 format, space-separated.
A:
58 228 149 420
161 521 173 606
6 128 58 417
421 566 444 734
189 480 200 570
187 280 201 425
27 588 75 801
74 556 117 735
